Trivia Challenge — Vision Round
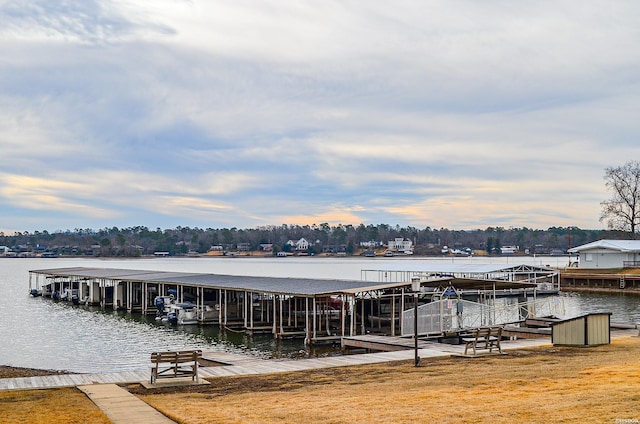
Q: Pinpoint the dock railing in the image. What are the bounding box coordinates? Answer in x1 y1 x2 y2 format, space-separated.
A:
402 297 566 337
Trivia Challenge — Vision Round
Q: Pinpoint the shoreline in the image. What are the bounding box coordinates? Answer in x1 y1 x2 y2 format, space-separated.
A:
0 365 70 379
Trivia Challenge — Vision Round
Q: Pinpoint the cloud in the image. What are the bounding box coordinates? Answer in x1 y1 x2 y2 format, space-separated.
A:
1 1 640 231
0 0 176 44
0 174 116 219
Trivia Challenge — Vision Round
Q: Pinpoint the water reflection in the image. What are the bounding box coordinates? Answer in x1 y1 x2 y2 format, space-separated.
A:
560 291 640 323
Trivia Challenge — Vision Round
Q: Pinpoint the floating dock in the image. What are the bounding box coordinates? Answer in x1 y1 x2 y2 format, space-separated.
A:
561 270 640 291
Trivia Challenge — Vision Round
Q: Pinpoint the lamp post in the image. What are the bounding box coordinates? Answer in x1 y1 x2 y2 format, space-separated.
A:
412 278 420 367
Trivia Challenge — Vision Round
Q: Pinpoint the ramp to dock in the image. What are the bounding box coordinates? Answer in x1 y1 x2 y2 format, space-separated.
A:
342 335 434 352
77 383 176 424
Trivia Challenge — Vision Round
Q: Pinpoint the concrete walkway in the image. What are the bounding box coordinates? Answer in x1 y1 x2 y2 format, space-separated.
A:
77 383 176 424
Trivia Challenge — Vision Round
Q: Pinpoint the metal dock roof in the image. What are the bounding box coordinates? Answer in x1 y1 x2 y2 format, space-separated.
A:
29 267 426 297
361 263 554 274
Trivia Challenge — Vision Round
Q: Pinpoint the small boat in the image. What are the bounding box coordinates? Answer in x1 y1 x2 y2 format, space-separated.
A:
154 295 175 319
29 288 42 297
60 288 80 304
168 303 199 325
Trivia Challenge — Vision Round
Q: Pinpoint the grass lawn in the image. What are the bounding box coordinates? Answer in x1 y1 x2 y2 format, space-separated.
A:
0 387 110 424
134 337 640 424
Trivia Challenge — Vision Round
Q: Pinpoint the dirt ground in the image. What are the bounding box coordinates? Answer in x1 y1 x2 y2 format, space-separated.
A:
0 366 69 379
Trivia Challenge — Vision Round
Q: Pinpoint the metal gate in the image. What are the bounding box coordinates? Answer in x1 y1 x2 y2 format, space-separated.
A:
402 297 565 336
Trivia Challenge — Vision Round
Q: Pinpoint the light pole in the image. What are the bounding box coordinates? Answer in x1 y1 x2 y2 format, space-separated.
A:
412 278 420 367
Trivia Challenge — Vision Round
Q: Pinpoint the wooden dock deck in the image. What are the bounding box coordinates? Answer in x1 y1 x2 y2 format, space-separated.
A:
0 336 563 391
342 334 438 352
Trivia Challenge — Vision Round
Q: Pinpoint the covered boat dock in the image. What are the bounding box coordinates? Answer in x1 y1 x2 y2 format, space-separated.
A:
29 267 453 345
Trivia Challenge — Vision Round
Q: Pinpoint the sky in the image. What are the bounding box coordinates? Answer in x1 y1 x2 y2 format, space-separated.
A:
1 1 640 233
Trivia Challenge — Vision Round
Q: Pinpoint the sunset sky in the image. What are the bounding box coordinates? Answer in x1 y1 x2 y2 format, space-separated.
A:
2 1 639 233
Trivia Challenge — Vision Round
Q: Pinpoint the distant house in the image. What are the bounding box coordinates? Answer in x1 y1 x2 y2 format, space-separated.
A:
287 238 309 251
0 246 10 255
388 238 413 254
500 245 519 255
322 245 346 254
568 239 640 269
236 243 251 252
360 240 382 248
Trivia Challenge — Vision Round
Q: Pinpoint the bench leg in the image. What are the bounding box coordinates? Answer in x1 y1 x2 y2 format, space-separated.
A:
464 342 477 356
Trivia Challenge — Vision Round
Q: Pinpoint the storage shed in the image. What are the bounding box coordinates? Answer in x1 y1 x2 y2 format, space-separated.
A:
551 313 611 346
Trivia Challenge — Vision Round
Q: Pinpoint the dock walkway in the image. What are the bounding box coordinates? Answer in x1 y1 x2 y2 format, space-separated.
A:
0 336 560 391
77 384 176 424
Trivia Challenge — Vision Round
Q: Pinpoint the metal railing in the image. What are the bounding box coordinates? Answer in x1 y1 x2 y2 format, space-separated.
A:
402 297 565 336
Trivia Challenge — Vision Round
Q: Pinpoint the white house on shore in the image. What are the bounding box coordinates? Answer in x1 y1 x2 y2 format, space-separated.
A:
568 239 640 269
388 237 413 254
500 245 519 255
286 238 309 251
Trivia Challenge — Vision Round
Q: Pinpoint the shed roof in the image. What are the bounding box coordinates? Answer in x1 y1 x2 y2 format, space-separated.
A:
568 239 640 253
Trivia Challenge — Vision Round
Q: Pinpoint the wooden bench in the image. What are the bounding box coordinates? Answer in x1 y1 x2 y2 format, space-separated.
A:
462 327 503 356
150 350 202 384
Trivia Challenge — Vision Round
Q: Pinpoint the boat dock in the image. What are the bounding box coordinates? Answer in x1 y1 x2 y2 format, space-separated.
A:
28 265 563 346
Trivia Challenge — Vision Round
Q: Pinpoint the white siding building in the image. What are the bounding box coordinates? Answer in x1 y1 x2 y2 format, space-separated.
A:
568 239 640 269
500 245 519 255
287 238 309 251
388 238 413 254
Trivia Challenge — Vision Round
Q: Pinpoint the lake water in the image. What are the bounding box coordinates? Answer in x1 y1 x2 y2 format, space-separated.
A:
1 256 639 373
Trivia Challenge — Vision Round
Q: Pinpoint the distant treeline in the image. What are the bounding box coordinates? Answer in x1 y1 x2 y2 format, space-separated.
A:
0 224 622 257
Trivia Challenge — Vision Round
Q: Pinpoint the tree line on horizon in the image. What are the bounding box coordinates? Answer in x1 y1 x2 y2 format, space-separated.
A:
0 224 620 257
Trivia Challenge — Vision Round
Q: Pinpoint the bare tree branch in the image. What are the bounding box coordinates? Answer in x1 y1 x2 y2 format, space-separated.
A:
600 160 640 239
